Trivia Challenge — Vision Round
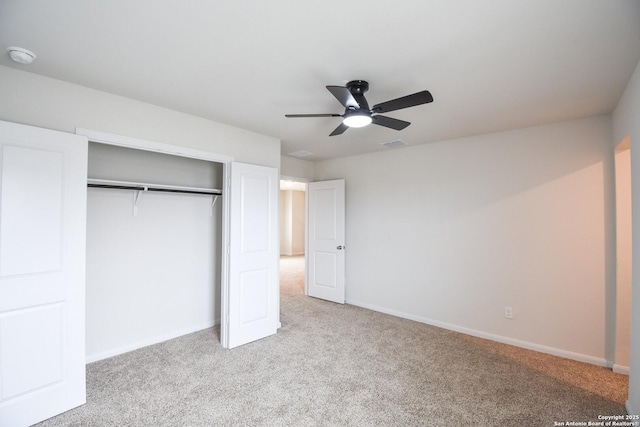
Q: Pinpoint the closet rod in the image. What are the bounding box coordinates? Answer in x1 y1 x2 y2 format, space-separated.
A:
87 178 222 196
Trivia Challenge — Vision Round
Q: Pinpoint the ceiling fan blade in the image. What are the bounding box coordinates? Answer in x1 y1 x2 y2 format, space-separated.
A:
372 115 411 130
326 86 359 108
371 90 433 114
285 114 342 118
329 122 349 136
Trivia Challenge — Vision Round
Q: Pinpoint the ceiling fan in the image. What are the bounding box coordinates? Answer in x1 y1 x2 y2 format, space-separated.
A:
285 80 433 136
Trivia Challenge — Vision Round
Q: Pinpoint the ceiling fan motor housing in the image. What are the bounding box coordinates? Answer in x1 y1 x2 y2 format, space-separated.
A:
346 80 370 111
346 80 369 95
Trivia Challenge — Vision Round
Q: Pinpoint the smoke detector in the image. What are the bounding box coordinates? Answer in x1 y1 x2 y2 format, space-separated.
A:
7 47 36 64
381 139 407 148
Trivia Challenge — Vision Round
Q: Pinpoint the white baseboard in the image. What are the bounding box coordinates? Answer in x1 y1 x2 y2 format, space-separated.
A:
86 320 218 364
346 299 609 367
613 364 630 375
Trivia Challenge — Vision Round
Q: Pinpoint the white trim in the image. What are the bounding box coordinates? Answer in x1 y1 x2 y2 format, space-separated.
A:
220 163 231 348
85 320 218 363
75 128 233 163
346 298 609 367
613 364 630 375
304 187 309 296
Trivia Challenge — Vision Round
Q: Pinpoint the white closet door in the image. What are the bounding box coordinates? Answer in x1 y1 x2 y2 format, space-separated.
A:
0 121 87 426
224 162 279 349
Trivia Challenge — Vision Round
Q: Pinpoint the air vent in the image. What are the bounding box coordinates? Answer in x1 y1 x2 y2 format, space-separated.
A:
287 150 315 158
381 140 407 148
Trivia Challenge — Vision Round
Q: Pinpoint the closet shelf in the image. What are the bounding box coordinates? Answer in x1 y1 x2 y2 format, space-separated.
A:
87 178 222 196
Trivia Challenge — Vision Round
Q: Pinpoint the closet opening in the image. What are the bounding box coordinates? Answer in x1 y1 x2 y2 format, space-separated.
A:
85 141 226 362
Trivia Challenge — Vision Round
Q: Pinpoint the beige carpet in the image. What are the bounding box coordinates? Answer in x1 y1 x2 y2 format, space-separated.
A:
37 255 628 426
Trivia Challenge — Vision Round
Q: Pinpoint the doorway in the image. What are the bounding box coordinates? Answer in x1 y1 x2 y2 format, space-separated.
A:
278 177 346 305
279 179 307 299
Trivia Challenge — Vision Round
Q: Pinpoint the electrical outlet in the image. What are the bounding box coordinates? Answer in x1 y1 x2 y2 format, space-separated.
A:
504 306 513 319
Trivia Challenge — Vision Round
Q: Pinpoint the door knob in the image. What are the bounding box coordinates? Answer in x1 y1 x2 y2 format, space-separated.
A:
337 245 344 250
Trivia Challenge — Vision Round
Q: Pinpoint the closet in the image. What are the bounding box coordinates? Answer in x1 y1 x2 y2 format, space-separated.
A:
0 120 280 425
85 142 223 362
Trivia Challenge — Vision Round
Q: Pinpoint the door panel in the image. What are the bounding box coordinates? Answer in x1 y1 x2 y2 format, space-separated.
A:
0 303 64 398
314 251 337 289
0 121 87 427
0 146 63 276
224 162 278 349
313 188 338 239
307 179 345 304
240 269 269 323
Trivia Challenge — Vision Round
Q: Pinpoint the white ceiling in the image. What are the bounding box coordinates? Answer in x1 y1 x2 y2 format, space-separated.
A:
1 1 639 161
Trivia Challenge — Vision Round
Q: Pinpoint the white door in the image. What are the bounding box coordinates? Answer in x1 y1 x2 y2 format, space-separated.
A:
0 121 87 426
307 179 345 304
223 162 279 349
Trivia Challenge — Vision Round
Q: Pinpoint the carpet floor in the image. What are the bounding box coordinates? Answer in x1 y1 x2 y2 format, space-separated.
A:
37 255 629 426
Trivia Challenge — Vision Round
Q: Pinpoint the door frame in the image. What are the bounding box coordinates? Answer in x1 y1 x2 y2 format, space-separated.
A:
76 128 235 347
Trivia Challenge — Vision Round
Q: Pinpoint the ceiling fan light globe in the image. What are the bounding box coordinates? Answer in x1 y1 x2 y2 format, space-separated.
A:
343 114 372 128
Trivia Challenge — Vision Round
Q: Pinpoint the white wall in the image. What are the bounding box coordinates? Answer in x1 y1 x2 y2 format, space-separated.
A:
291 190 305 255
86 143 222 361
315 116 616 365
280 190 293 255
614 145 632 374
0 66 280 168
279 189 305 256
281 155 314 180
612 57 640 417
